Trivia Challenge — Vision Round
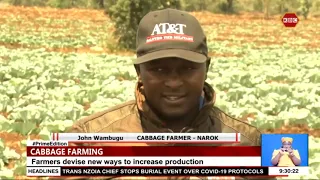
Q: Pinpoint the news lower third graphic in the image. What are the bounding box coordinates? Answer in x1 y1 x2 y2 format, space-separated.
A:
26 136 310 177
261 134 309 167
28 167 270 177
26 166 310 177
50 133 241 143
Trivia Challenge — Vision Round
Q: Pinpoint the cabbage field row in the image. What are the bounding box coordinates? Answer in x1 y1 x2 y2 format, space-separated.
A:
0 6 320 179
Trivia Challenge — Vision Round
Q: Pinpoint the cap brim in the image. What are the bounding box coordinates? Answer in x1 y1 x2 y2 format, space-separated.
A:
134 49 207 64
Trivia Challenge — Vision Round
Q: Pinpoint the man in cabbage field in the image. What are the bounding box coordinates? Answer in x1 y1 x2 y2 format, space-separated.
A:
67 8 270 180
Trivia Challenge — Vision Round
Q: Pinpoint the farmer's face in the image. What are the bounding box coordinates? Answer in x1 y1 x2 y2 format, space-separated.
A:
138 57 207 120
282 143 291 149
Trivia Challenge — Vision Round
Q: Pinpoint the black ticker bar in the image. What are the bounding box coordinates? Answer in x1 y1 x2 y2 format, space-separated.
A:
59 167 269 176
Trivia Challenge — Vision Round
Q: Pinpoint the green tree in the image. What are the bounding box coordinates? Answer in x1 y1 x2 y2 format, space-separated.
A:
263 0 270 19
299 0 311 19
96 0 104 8
12 0 22 5
226 0 234 13
214 0 239 14
104 0 117 14
181 0 207 11
107 0 181 50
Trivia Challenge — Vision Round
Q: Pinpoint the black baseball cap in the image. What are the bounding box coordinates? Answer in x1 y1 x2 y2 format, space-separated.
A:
135 8 208 64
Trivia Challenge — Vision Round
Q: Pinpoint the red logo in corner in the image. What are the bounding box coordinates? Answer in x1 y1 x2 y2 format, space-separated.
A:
282 13 299 28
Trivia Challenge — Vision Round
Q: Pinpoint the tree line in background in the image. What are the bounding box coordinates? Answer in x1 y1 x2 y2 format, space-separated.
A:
1 0 319 50
3 0 319 17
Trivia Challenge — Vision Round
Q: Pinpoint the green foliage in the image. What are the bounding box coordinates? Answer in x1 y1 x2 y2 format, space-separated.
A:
5 0 101 8
253 0 264 12
299 0 311 19
0 32 319 134
237 0 314 15
262 0 300 15
107 0 181 50
216 0 236 14
311 0 320 11
0 139 26 178
0 139 20 178
104 0 117 14
180 0 207 11
10 0 47 6
180 0 239 14
94 0 105 9
46 0 70 8
3 0 320 18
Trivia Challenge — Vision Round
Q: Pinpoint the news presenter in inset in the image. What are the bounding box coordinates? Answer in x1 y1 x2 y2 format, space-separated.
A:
271 137 301 167
261 134 308 167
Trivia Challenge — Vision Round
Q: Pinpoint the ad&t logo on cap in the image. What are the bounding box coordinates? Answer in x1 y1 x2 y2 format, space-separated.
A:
146 23 194 44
